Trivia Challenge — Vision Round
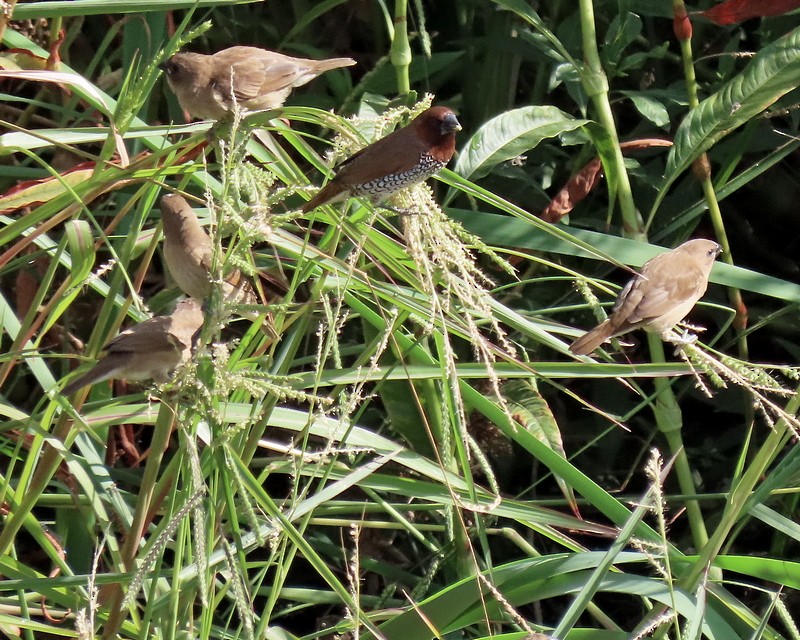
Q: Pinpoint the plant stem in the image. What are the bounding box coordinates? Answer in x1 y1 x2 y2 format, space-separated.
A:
672 0 750 362
578 0 711 561
577 0 644 241
390 0 412 95
649 336 710 555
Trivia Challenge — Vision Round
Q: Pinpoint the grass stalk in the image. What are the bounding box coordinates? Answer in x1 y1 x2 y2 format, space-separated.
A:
390 0 412 95
577 0 643 241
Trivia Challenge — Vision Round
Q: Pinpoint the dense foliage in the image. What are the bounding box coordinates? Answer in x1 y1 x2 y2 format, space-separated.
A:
1 1 800 639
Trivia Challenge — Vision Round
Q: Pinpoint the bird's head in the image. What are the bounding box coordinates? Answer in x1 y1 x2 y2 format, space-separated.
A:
680 238 723 269
159 53 209 91
160 193 197 235
413 106 462 161
417 106 462 137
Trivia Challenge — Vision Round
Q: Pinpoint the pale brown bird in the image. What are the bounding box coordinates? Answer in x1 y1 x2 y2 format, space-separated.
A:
62 298 204 395
301 106 462 213
161 46 356 120
569 238 722 355
160 193 255 306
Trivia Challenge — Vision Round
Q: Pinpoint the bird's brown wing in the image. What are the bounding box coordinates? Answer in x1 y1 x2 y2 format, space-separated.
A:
104 318 187 354
334 129 425 184
191 243 214 272
606 275 647 331
219 60 270 102
625 265 706 324
221 54 305 101
254 59 312 95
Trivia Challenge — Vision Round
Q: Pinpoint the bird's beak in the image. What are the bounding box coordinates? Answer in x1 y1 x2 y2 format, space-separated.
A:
442 113 462 134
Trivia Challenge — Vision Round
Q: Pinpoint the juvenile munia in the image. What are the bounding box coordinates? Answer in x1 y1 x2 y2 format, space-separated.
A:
160 193 255 306
161 46 356 120
570 239 722 355
62 298 204 395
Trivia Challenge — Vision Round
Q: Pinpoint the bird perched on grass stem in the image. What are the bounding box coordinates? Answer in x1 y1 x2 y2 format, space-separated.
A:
160 193 255 306
161 46 356 120
61 298 204 395
569 238 722 355
301 106 462 213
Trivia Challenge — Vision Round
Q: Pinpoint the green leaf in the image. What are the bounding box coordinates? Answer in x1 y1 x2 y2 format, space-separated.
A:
454 106 588 181
10 0 259 18
621 91 670 128
447 207 800 304
504 379 577 513
64 220 95 286
662 24 800 196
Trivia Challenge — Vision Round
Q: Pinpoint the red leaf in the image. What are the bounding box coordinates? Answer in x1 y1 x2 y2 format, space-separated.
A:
540 158 603 223
47 29 66 70
539 139 672 223
700 0 800 25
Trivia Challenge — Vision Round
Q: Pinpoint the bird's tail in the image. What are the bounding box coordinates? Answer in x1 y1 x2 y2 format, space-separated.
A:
301 182 346 213
61 358 119 396
314 57 357 73
569 319 614 356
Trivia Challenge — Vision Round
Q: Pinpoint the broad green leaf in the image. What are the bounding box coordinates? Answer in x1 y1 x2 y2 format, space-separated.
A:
503 379 577 512
364 554 742 640
0 70 114 118
0 168 94 212
661 24 800 198
447 208 800 304
621 91 670 127
454 106 588 181
10 0 259 18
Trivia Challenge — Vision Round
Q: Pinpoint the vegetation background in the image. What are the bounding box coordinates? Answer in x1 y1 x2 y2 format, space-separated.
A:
1 0 800 638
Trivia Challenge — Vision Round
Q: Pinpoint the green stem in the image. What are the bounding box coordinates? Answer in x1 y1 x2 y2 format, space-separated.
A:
672 0 749 361
390 0 412 95
649 336 710 554
102 400 179 638
578 0 710 560
682 386 800 589
642 384 800 638
577 0 644 240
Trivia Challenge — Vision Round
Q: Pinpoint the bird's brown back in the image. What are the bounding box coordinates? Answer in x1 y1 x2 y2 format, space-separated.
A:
211 46 355 102
105 298 203 355
334 106 459 185
163 47 355 118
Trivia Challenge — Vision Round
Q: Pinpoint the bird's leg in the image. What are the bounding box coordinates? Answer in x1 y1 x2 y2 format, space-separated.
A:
678 321 706 333
664 328 699 355
384 206 421 217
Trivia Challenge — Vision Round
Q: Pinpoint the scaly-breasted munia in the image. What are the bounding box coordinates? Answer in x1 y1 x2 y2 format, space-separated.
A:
62 298 204 395
160 193 255 306
301 106 462 212
161 46 356 120
569 238 722 355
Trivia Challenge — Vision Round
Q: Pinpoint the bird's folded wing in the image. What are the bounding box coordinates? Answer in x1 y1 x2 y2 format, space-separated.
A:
193 244 214 272
334 137 424 183
608 277 646 328
627 268 704 323
105 319 185 354
227 59 296 100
